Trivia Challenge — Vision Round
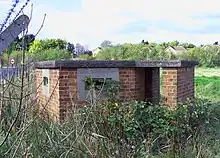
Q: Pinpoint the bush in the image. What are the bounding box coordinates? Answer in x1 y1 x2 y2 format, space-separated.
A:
95 44 179 61
77 54 95 60
29 39 67 53
1 96 220 157
75 99 220 157
94 44 220 67
1 48 73 65
179 46 220 67
28 48 72 61
1 50 23 66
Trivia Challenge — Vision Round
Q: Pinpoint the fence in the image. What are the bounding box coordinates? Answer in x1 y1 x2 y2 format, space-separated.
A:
0 62 34 80
0 67 22 80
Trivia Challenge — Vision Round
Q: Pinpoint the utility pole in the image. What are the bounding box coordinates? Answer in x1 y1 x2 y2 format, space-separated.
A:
0 14 30 120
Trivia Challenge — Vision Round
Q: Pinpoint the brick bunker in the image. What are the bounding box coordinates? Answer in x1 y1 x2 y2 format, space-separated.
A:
35 60 198 122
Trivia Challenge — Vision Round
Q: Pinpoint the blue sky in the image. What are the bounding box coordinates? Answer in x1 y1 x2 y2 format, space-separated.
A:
0 0 220 49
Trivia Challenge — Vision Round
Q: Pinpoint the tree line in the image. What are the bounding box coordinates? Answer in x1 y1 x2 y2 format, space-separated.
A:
2 35 92 65
2 37 220 67
94 40 220 67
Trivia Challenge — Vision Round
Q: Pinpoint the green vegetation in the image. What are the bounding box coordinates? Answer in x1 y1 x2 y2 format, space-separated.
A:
28 48 73 61
1 37 220 157
195 67 220 77
2 39 74 64
0 68 220 157
28 39 67 52
3 38 220 68
2 99 220 157
93 42 220 67
195 67 220 102
195 76 220 102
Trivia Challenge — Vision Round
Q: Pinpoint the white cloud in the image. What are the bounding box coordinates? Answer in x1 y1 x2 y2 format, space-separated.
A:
1 0 220 49
22 0 136 49
0 0 11 5
144 27 220 45
81 0 220 22
81 0 220 47
0 0 13 19
104 27 220 46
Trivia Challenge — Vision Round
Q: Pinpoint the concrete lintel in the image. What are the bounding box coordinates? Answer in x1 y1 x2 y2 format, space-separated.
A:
35 60 199 69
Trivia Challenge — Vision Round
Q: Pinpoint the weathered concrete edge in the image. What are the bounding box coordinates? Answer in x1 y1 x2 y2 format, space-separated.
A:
34 60 199 69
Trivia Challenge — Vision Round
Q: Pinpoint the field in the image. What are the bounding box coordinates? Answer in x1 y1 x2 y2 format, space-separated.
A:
195 67 220 77
195 67 220 102
0 67 220 157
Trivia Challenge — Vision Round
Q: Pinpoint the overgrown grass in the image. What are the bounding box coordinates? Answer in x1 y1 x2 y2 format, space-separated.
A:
1 99 220 157
1 67 220 157
195 76 220 102
195 67 220 102
195 67 220 77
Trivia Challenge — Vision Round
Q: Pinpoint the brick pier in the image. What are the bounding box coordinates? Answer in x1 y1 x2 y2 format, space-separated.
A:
35 60 198 122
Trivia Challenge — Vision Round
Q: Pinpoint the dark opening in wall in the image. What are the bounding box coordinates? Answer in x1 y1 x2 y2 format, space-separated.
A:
43 76 48 86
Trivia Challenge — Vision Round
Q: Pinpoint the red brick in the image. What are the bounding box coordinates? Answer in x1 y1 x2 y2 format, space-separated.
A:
162 67 195 108
36 66 195 122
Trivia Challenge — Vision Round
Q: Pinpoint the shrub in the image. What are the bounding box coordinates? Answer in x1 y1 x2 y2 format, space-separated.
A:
95 44 220 67
1 50 23 66
77 54 95 60
29 39 67 53
1 97 220 157
28 48 72 61
77 99 220 157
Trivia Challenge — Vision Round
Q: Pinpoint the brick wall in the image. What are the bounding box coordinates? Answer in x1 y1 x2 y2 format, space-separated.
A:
118 68 160 103
36 67 161 122
35 68 78 122
59 69 78 121
162 67 195 108
36 69 60 122
36 66 195 122
119 68 143 101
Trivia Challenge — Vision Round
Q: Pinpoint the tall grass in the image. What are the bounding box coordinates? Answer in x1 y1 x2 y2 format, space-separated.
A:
0 68 220 157
1 99 220 157
195 76 220 102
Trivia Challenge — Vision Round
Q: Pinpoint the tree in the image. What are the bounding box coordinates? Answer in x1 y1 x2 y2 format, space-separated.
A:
28 48 72 61
149 42 157 47
65 42 75 53
141 40 149 45
21 34 35 51
100 40 112 47
75 43 85 54
213 41 218 45
84 50 93 56
168 40 179 46
180 42 196 49
28 39 67 53
160 42 169 49
187 43 196 48
7 34 35 51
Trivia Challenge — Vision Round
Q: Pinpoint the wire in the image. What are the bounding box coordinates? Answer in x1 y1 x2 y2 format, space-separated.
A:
0 0 31 33
0 0 20 33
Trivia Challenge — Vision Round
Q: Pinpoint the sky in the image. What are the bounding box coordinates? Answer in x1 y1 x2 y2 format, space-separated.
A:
0 0 220 49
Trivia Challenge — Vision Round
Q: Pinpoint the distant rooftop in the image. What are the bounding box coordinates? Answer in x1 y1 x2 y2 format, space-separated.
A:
170 46 186 51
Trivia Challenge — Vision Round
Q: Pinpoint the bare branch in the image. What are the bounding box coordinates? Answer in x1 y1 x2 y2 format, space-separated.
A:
34 13 46 37
0 2 43 148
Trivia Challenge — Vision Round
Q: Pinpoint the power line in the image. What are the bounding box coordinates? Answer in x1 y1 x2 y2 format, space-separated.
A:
12 0 31 22
0 0 20 33
0 0 31 33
